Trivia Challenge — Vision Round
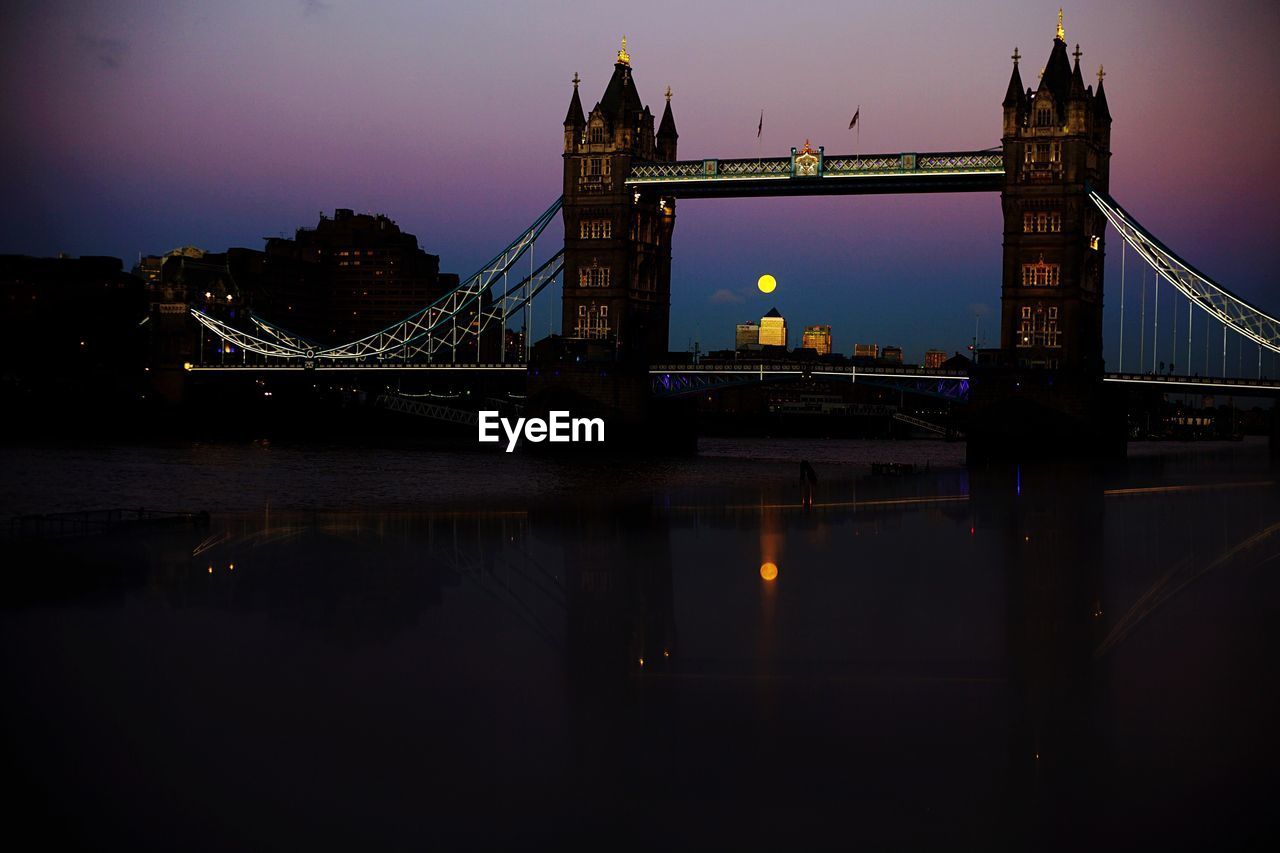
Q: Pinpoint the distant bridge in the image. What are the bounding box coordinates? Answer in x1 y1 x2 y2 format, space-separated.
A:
184 360 1280 400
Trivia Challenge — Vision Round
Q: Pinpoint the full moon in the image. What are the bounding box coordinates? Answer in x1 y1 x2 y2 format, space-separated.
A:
759 561 779 581
757 274 777 294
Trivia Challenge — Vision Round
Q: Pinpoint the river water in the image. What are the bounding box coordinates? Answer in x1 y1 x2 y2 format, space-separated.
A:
1 438 1277 849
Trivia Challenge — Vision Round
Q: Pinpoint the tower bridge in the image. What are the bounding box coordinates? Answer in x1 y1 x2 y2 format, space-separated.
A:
185 19 1280 455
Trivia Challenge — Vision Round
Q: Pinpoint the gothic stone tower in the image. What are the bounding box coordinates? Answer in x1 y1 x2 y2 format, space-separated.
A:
999 18 1112 373
561 38 677 360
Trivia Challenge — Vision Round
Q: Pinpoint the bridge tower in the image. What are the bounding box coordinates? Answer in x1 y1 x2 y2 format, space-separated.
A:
560 38 677 359
998 20 1111 372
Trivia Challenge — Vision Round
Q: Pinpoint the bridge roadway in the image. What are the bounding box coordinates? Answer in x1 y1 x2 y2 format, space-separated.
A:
185 362 1280 395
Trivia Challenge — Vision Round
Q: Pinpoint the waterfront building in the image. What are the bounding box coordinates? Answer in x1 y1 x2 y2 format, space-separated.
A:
759 307 787 348
265 209 459 343
800 325 832 355
925 349 947 368
881 345 903 364
735 322 760 350
853 343 879 360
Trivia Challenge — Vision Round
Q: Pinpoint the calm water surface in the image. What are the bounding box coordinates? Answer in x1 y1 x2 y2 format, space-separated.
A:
2 438 1277 850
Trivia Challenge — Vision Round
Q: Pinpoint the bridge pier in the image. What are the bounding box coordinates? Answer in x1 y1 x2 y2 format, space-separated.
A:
526 338 695 454
1271 404 1280 465
966 368 1127 462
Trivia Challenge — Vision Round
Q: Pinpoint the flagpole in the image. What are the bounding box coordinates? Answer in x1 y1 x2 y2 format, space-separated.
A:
757 109 763 164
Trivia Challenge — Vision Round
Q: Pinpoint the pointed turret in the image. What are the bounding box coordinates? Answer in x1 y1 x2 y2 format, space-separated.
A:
1069 45 1087 99
1095 66 1112 122
563 72 585 153
1038 36 1074 105
564 73 585 127
597 37 644 123
1003 48 1026 109
657 86 678 161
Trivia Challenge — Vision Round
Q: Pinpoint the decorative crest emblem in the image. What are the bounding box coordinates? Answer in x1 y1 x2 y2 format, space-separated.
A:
795 139 820 177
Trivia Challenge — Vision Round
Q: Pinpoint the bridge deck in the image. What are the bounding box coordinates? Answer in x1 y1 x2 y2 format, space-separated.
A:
626 150 1004 198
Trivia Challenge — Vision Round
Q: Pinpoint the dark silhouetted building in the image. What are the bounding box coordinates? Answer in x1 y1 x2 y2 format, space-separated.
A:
0 254 146 416
264 209 459 343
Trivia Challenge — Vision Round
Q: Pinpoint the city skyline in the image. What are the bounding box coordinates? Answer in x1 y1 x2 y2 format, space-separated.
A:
3 1 1279 359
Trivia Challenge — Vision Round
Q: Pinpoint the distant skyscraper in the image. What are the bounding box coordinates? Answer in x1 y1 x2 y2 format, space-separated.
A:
853 343 879 360
759 307 787 348
925 349 947 369
881 345 903 364
735 321 760 350
800 325 832 355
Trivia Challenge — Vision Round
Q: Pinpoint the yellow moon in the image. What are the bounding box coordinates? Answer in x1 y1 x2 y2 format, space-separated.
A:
759 561 779 581
757 274 777 294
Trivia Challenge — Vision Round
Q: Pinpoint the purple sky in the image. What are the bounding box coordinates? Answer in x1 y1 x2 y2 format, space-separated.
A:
3 0 1278 366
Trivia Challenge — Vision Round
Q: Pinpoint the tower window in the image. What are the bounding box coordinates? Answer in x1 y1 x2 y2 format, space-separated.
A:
580 219 612 239
1023 211 1062 233
1021 259 1061 286
1016 305 1062 348
574 303 611 339
579 262 611 288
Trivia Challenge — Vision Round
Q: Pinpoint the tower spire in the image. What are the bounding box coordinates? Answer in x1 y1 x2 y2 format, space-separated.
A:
1004 47 1027 109
564 71 585 127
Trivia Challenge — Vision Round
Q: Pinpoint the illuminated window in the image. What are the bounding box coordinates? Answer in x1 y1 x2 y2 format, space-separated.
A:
1024 211 1063 233
579 263 610 288
1021 259 1061 286
1016 305 1063 348
574 303 611 339
580 219 612 239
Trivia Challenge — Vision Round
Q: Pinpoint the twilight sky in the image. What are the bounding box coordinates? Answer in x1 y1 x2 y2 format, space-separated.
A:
3 0 1278 365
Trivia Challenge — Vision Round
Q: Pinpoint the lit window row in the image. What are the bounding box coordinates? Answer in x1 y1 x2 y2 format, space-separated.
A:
1023 211 1062 233
1021 262 1061 286
1017 305 1062 348
1024 142 1061 163
580 219 612 239
579 264 611 288
575 303 610 339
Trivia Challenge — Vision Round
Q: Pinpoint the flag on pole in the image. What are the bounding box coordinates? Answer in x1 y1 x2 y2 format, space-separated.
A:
848 106 860 130
757 110 763 138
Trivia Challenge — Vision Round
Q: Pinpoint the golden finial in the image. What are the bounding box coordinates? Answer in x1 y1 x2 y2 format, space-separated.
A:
664 85 672 102
617 35 630 66
1056 8 1064 41
1097 65 1106 84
